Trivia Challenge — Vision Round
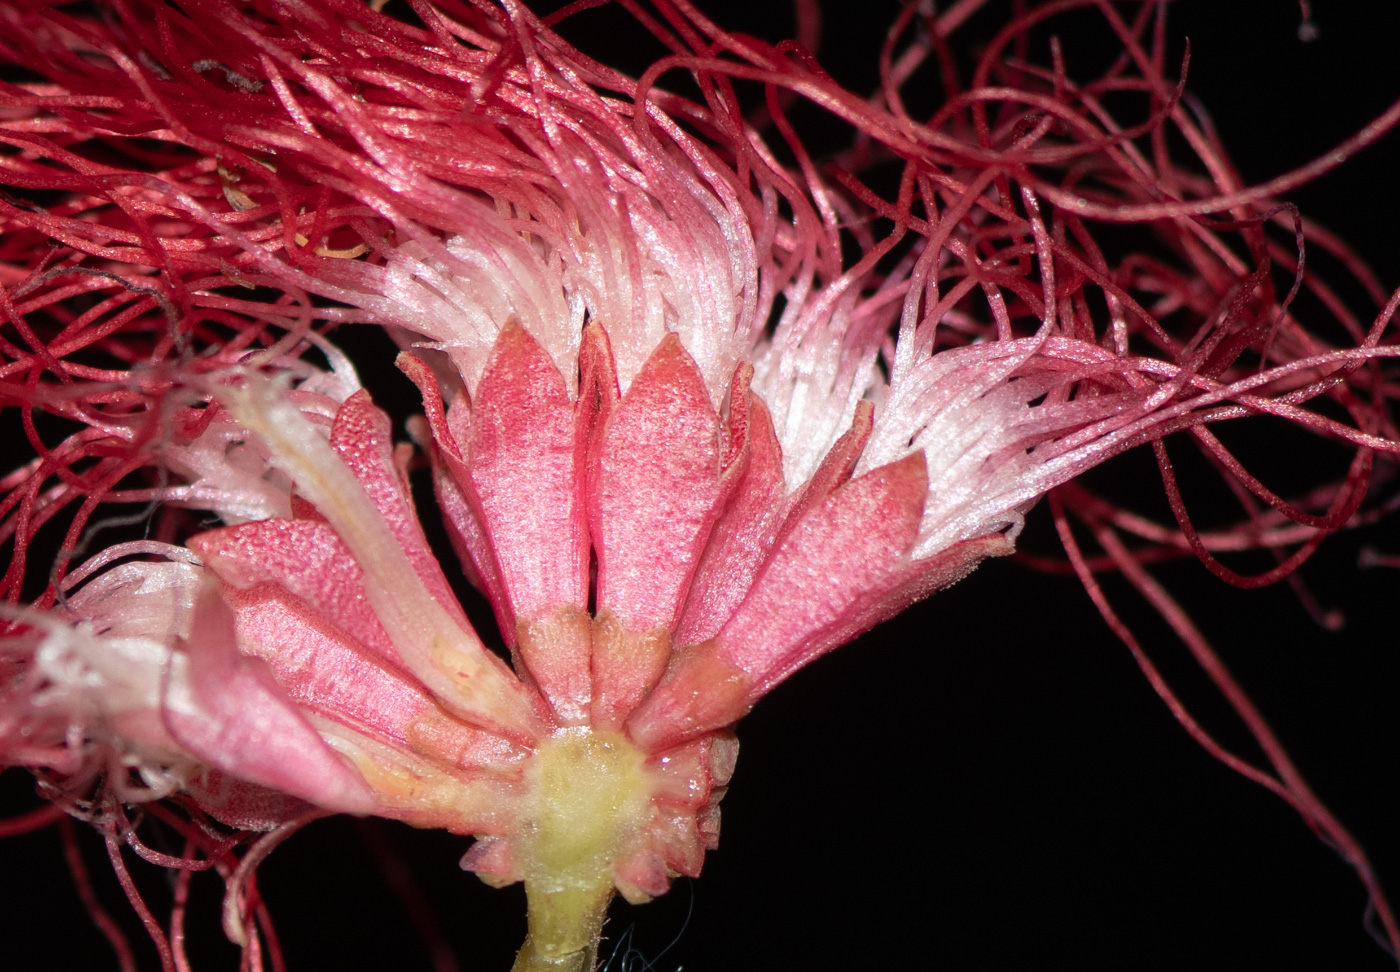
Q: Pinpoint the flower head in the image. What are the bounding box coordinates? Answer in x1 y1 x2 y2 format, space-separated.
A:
2 0 1398 966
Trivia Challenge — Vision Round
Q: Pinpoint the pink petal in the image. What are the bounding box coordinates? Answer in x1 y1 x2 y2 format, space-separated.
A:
723 451 932 693
627 452 930 750
675 372 787 647
223 581 526 774
590 332 725 631
329 390 467 627
163 579 375 814
588 334 728 725
185 771 316 832
467 321 589 620
399 352 512 628
776 398 874 541
188 518 401 667
219 375 543 742
432 457 509 624
464 324 593 723
404 352 591 726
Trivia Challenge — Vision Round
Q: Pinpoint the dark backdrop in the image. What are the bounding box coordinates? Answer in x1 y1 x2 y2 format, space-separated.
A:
3 2 1399 969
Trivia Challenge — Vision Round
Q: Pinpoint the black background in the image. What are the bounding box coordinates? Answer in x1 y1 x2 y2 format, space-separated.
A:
3 1 1400 969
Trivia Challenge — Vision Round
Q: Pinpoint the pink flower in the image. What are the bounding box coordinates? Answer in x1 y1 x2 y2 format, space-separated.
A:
1 0 1397 967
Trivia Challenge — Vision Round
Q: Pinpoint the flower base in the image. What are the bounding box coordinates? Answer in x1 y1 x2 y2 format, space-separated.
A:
511 729 651 971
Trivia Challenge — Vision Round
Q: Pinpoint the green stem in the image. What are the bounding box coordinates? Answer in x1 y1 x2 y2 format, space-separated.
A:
511 881 615 972
509 727 650 972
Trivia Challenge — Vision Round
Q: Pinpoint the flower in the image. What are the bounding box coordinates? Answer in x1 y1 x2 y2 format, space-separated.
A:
2 0 1398 967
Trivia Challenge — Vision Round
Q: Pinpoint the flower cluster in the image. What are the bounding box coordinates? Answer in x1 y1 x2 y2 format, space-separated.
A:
1 0 1397 967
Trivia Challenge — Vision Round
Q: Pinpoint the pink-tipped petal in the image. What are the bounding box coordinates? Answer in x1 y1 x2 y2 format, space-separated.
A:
399 352 514 629
578 322 622 449
463 323 593 722
219 376 544 743
188 519 401 667
467 322 589 619
776 399 874 540
163 578 376 815
222 582 526 774
591 333 725 632
586 333 736 726
628 452 929 749
330 391 468 626
718 451 931 693
675 384 787 646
